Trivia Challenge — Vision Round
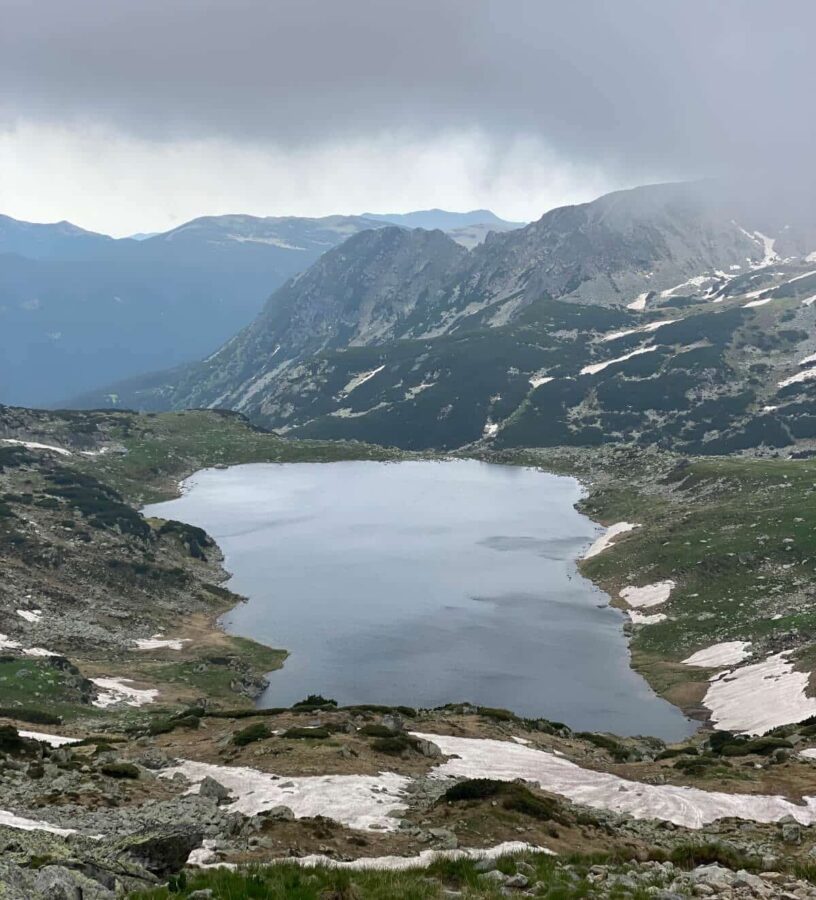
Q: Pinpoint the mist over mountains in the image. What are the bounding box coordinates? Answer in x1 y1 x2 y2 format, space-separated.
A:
72 178 816 456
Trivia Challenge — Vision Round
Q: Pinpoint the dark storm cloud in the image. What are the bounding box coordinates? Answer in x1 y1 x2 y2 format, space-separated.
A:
1 0 814 179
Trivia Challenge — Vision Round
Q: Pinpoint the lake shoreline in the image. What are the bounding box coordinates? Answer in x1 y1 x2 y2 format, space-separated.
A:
145 459 694 739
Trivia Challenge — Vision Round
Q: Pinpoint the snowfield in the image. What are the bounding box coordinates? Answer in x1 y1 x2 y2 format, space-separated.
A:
162 760 410 831
412 733 816 829
91 677 158 708
703 651 816 735
619 580 675 609
582 522 639 559
683 641 751 668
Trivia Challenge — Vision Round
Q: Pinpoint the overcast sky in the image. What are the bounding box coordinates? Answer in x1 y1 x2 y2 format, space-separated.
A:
1 0 813 236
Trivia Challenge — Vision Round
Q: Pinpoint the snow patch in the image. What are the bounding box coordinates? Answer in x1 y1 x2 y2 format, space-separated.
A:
580 345 658 376
412 732 816 828
583 522 639 559
18 730 80 747
131 636 189 651
683 641 752 668
162 760 410 831
779 368 816 388
660 275 710 298
743 297 772 308
628 611 668 625
342 365 386 395
620 580 675 609
91 678 158 708
529 374 554 389
289 842 552 871
703 651 816 735
16 609 42 623
0 439 71 456
0 634 21 651
599 320 675 343
0 810 75 836
626 292 650 311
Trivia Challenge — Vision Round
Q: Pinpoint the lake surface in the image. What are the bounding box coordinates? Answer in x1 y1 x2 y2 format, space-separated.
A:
145 460 691 738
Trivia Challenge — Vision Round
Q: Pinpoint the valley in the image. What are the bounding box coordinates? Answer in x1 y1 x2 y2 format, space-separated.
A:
5 406 816 895
5 180 816 899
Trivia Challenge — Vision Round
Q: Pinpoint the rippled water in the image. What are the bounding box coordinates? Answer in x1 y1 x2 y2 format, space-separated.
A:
145 460 691 738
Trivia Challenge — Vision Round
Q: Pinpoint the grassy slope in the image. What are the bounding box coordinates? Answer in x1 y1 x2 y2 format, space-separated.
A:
79 409 408 504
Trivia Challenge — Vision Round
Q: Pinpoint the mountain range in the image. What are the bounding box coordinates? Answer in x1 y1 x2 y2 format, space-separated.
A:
0 209 520 406
77 179 816 456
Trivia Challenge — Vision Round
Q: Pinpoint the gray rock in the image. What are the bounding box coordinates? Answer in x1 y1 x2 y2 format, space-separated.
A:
690 864 736 888
782 821 801 844
474 857 497 872
479 870 508 884
260 805 295 821
504 873 528 888
198 775 231 803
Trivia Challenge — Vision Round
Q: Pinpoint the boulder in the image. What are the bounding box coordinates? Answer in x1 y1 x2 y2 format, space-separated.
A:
119 826 203 875
198 775 231 803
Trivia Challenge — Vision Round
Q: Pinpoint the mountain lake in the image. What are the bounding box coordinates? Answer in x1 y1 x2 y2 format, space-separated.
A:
144 459 692 738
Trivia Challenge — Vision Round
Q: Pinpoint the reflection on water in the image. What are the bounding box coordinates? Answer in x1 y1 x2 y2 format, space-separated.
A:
145 460 692 739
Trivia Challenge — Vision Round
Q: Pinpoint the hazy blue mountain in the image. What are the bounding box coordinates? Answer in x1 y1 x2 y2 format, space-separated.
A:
1 208 527 406
0 213 386 406
0 214 117 260
362 208 523 231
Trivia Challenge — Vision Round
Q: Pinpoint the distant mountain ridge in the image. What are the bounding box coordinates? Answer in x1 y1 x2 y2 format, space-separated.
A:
80 179 816 456
0 208 513 406
361 208 523 230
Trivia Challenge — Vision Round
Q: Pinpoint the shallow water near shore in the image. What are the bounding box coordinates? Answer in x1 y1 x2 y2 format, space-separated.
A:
145 459 692 739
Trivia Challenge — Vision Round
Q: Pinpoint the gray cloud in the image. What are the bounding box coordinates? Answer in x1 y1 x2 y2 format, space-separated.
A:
2 0 814 184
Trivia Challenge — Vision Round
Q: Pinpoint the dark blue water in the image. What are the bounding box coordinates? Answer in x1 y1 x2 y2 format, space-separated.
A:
145 460 691 738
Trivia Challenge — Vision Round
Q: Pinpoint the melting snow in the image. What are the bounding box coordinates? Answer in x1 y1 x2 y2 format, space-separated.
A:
599 320 675 343
743 297 772 308
91 677 158 708
683 641 752 668
660 276 711 298
16 609 42 623
529 374 554 389
802 294 816 307
0 810 75 836
628 611 667 625
412 733 816 828
703 651 816 735
162 760 410 831
779 368 816 388
583 522 639 559
752 231 779 268
483 420 499 438
290 842 553 871
626 292 650 311
18 730 80 747
620 580 675 609
342 365 386 395
131 636 189 651
0 439 71 456
0 634 21 651
580 345 658 376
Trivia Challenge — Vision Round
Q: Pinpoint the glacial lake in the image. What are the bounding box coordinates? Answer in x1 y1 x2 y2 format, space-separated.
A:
145 460 691 738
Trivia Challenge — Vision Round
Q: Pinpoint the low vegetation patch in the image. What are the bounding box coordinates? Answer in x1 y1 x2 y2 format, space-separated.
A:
440 778 565 823
232 723 272 746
